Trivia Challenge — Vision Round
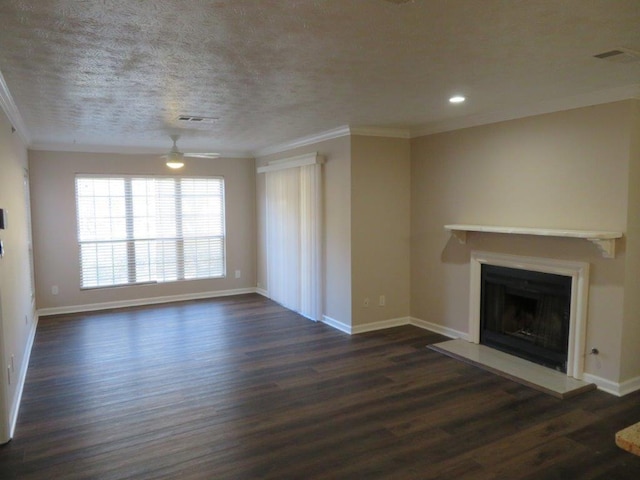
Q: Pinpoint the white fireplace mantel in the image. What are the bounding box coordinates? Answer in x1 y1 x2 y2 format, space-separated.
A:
445 224 623 258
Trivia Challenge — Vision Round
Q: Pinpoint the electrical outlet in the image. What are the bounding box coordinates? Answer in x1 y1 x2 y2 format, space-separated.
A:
52 285 59 295
379 295 386 306
235 270 241 279
364 298 370 307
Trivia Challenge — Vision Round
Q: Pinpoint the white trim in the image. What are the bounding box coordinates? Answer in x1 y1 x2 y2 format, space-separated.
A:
267 153 320 166
619 375 640 397
0 68 30 145
321 315 352 334
445 224 623 258
257 152 325 173
321 314 471 338
36 288 258 317
351 317 410 334
469 251 590 380
256 287 269 298
582 373 623 396
253 125 411 158
255 126 351 157
29 142 253 158
9 313 38 439
411 84 640 137
349 127 411 139
410 317 470 341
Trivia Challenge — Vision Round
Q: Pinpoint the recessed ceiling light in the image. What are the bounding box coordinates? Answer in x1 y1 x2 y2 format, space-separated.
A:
449 95 466 104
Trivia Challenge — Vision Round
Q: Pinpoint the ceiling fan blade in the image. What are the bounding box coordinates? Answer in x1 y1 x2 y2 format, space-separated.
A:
183 153 220 159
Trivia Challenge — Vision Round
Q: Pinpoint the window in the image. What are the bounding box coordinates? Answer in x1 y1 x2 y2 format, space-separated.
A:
75 175 225 288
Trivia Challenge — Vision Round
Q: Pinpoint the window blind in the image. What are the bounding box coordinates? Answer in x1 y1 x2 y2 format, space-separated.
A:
75 175 225 288
263 160 322 321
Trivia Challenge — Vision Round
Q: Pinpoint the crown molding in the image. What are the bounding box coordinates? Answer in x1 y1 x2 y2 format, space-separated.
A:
254 125 351 157
254 125 411 158
349 126 411 138
0 69 31 145
30 143 166 154
411 84 640 138
29 142 253 158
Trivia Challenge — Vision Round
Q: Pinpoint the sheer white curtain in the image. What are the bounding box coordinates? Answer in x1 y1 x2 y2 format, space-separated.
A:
262 155 322 321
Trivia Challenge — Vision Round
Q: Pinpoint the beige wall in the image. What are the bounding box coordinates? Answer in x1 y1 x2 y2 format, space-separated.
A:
411 101 636 384
256 136 352 326
351 135 410 326
0 109 35 443
28 151 256 311
621 100 640 382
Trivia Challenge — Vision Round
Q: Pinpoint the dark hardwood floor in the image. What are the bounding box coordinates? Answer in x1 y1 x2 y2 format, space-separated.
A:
1 293 640 479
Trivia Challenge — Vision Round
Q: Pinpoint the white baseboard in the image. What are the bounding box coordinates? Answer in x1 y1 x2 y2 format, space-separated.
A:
321 315 411 335
619 375 640 396
255 288 269 298
321 315 351 334
351 317 410 334
582 373 622 396
582 372 640 397
321 314 471 339
9 311 38 439
409 317 470 341
37 288 259 317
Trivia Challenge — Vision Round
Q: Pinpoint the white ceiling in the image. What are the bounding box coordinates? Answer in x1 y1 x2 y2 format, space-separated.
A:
0 0 639 156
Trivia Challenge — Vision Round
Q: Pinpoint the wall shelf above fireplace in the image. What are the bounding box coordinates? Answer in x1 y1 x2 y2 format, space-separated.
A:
444 224 623 258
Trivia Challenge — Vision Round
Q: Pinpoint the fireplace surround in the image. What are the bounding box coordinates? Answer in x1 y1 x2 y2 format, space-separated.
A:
469 251 590 379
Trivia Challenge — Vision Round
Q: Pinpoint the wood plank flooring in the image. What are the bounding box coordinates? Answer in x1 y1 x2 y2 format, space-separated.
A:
1 293 640 479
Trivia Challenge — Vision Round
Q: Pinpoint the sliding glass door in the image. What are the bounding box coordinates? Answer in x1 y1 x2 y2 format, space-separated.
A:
261 154 323 321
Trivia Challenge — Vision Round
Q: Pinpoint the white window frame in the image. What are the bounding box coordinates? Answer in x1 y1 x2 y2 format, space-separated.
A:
75 174 226 289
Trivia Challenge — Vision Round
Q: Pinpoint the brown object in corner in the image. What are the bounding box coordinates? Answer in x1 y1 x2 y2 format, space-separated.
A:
616 422 640 456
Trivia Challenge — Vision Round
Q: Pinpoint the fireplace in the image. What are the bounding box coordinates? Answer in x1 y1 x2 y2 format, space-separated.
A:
480 265 572 372
469 251 590 379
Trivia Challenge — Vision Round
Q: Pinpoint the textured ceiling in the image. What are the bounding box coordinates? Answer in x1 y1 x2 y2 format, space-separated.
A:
0 0 639 155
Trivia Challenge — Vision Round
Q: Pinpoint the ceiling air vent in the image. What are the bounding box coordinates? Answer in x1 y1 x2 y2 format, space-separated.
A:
177 115 219 124
593 48 640 64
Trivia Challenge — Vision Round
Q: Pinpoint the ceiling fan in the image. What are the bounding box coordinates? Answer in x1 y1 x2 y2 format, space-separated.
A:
163 134 220 169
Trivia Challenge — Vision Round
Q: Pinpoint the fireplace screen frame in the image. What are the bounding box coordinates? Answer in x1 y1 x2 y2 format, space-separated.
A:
469 251 590 379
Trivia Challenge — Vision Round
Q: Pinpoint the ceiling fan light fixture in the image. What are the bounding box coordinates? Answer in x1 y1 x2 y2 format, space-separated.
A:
166 159 185 169
166 151 185 169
